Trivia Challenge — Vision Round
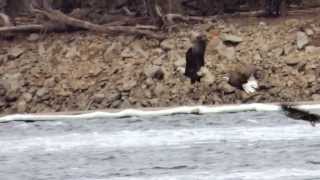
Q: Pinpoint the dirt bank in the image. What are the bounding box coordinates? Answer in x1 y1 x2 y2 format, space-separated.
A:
1 14 320 114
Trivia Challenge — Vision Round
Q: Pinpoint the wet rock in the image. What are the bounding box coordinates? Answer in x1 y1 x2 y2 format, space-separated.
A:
220 33 243 44
144 65 164 80
296 31 309 50
7 47 25 60
27 33 40 42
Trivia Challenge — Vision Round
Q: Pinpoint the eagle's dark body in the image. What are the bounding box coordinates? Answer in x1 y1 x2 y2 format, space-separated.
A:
185 35 207 84
281 104 320 127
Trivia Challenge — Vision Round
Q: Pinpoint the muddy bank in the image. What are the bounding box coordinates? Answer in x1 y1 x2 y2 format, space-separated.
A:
1 15 320 114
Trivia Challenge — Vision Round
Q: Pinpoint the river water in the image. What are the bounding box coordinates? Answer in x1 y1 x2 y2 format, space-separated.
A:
1 110 320 180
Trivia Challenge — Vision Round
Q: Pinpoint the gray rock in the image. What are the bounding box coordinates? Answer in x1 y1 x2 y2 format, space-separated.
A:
174 56 185 68
133 44 149 59
110 100 122 108
220 81 236 94
272 48 284 57
296 31 309 50
216 42 236 60
7 47 25 60
198 67 215 84
27 33 40 42
160 39 175 50
285 58 300 66
17 100 27 112
177 67 185 75
92 93 105 104
22 93 33 103
144 65 164 80
311 24 320 33
0 83 6 96
2 73 23 101
120 99 131 109
220 33 243 43
44 77 56 88
36 88 49 98
122 80 137 91
120 48 136 58
106 91 121 103
284 44 295 55
305 46 320 54
153 84 165 96
305 28 314 36
312 94 320 101
253 53 262 61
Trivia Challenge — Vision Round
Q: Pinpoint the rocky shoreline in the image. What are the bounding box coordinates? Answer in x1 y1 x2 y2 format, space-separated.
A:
1 15 320 115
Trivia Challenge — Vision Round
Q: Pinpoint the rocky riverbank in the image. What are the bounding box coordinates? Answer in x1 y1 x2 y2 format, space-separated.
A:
1 14 320 114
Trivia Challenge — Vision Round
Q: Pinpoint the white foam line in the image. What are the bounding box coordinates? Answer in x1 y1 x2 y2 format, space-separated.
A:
109 168 320 180
0 103 280 122
0 103 319 122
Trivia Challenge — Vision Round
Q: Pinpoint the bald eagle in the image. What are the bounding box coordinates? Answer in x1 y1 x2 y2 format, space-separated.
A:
281 104 320 127
226 64 259 94
185 33 208 84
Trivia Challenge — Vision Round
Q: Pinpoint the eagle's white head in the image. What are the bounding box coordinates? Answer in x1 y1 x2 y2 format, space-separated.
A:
242 75 259 94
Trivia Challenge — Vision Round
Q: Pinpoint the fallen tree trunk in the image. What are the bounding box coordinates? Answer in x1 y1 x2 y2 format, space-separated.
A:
31 8 166 39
